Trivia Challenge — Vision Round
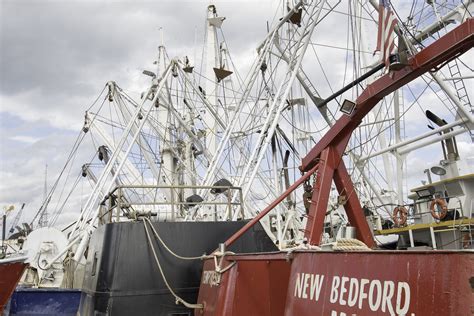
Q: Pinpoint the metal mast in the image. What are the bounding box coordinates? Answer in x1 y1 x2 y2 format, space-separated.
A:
203 4 222 157
38 164 48 227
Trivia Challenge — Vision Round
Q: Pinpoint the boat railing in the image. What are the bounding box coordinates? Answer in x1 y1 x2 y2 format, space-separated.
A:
98 184 244 223
409 194 465 223
372 194 467 227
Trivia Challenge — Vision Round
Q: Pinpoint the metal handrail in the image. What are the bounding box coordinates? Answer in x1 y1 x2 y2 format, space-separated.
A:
99 184 244 223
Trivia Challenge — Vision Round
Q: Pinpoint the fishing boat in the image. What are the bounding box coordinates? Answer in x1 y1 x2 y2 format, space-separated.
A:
1 206 29 313
192 1 474 315
6 4 279 315
3 0 473 315
0 255 28 313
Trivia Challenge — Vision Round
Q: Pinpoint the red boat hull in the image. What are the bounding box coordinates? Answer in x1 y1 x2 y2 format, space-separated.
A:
0 260 27 312
197 251 473 316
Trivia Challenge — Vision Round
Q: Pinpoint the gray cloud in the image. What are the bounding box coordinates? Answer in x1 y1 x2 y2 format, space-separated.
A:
0 0 472 229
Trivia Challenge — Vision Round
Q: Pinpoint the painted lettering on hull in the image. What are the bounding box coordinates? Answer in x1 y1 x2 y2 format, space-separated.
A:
294 273 325 301
294 273 413 315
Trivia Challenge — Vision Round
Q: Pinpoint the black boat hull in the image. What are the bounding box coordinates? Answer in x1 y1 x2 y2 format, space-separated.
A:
79 220 276 315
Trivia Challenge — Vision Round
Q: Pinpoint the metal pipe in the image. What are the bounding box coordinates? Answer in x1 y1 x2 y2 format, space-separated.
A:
368 0 474 125
358 119 467 161
413 0 474 42
443 76 474 80
224 163 319 248
316 62 385 109
398 129 466 155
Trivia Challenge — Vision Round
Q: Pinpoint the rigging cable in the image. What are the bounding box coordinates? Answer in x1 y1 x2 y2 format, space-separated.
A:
142 218 203 309
30 87 108 226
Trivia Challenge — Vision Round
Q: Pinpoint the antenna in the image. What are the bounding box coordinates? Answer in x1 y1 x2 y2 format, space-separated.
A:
39 164 49 227
159 26 164 47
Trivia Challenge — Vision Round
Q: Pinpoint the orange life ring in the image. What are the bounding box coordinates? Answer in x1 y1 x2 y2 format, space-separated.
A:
430 198 448 220
393 206 408 226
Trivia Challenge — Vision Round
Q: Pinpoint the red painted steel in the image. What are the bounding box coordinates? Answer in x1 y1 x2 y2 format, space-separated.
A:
301 18 474 172
301 18 473 246
224 163 319 248
305 147 338 245
0 261 27 312
333 162 374 243
197 253 291 315
285 251 474 316
196 251 473 316
196 18 474 316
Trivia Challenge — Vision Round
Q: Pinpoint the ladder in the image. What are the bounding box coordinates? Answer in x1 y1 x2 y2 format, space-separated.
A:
447 60 473 140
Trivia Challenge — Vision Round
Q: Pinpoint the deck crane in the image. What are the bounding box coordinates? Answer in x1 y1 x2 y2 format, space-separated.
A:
223 17 474 249
196 17 474 316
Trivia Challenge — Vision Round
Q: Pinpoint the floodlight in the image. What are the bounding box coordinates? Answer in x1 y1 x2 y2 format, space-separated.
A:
431 166 447 176
340 99 356 115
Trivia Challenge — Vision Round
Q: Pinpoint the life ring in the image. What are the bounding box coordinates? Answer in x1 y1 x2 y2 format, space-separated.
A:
430 198 448 220
393 206 408 226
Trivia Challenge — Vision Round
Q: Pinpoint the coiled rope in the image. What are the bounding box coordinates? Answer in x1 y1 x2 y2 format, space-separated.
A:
332 238 372 251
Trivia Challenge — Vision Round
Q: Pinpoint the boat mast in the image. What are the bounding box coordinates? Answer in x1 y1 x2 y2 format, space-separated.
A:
38 164 48 227
393 89 405 206
354 0 396 207
203 4 221 157
66 63 176 264
155 29 178 215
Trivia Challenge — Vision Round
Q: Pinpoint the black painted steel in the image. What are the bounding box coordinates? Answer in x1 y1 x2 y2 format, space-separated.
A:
79 220 276 315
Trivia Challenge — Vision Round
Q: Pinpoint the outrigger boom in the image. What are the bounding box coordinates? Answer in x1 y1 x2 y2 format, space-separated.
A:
197 17 474 316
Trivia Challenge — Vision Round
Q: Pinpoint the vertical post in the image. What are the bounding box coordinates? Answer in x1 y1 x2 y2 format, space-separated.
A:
2 214 6 250
239 189 244 219
171 186 176 221
408 229 415 248
271 136 282 246
98 205 103 226
227 188 231 221
305 148 337 245
117 188 122 222
394 90 405 206
108 193 113 223
430 227 437 250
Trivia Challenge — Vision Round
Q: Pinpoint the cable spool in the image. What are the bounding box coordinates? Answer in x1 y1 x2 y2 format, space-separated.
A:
393 206 408 226
430 198 448 220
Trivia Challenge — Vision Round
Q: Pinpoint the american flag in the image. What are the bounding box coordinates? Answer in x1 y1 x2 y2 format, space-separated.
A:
375 0 398 67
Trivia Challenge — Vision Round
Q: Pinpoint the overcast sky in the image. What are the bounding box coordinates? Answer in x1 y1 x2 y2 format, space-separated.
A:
0 0 288 226
1 0 472 228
